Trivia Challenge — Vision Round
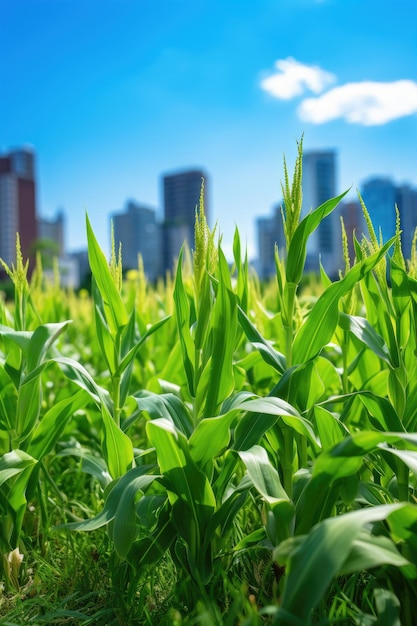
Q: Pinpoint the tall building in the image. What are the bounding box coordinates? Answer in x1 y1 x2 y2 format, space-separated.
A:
302 150 340 274
70 248 90 288
302 150 338 275
0 147 38 268
396 184 417 260
38 209 65 256
339 200 366 264
112 201 162 281
360 177 397 243
162 169 208 271
256 204 285 280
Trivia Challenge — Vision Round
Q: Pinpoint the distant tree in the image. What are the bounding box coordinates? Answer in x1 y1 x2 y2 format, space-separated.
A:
29 238 60 270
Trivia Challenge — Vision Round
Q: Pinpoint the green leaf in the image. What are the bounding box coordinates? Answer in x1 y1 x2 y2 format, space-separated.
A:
374 588 401 626
390 257 410 318
274 504 408 624
292 236 396 364
0 325 32 355
189 410 237 467
286 190 349 285
92 287 117 374
57 446 112 489
27 390 90 460
146 418 216 578
0 364 18 431
379 446 417 480
26 321 72 371
338 312 392 366
232 226 249 313
132 391 193 438
129 504 175 567
101 405 134 479
202 247 237 417
61 465 157 534
173 248 195 397
147 418 215 512
312 405 347 450
358 392 405 433
0 450 37 487
237 307 286 374
339 531 412 576
86 213 128 335
238 445 290 503
233 396 318 451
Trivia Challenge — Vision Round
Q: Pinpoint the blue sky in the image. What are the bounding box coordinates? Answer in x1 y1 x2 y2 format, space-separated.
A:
2 0 417 260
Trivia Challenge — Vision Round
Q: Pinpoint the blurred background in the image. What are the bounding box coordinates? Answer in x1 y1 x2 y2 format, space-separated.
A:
1 0 416 286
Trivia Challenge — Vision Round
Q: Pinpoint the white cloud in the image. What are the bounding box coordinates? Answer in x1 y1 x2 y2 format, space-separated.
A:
260 57 336 100
298 80 417 125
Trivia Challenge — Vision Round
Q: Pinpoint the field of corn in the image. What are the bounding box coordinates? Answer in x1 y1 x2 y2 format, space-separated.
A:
1 143 417 625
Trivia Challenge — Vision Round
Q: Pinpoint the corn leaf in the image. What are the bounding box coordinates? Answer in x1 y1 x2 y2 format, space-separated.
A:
133 391 193 438
0 450 37 487
338 312 392 366
274 504 408 625
86 213 128 335
374 589 402 626
173 248 195 397
61 465 157 533
293 236 396 364
233 396 318 451
286 190 349 285
27 390 90 460
101 405 133 479
189 410 238 467
237 307 286 374
202 248 238 417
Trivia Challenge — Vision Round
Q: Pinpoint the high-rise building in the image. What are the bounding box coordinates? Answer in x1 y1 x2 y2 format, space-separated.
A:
0 147 38 268
70 248 90 288
360 177 397 243
256 204 285 280
162 169 207 271
112 201 162 281
38 209 65 256
396 184 417 260
302 150 338 275
339 200 366 264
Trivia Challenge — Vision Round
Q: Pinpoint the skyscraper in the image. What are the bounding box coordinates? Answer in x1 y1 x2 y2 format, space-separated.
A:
302 150 338 275
339 200 366 263
0 147 38 268
162 169 208 272
256 204 285 280
396 184 417 259
38 209 65 256
112 201 162 281
360 177 397 243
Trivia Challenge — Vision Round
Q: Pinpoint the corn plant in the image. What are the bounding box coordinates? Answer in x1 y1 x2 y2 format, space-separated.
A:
0 239 91 589
220 148 417 623
1 142 415 624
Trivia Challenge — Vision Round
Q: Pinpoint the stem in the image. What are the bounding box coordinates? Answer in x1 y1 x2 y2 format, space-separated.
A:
113 375 121 427
284 282 297 369
112 334 122 426
396 458 409 502
297 433 307 469
194 346 201 425
282 427 294 499
281 282 297 498
341 330 350 394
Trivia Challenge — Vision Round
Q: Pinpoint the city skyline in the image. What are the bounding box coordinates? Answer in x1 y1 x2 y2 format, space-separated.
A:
1 143 416 287
2 143 416 262
2 0 416 260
